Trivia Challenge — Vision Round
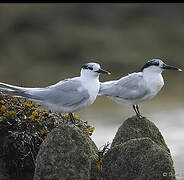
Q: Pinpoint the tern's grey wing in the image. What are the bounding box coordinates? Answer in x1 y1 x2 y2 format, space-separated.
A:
100 73 148 100
28 78 90 107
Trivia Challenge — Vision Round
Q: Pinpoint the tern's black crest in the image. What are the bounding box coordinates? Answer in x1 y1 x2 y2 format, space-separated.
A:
141 59 160 71
81 64 93 70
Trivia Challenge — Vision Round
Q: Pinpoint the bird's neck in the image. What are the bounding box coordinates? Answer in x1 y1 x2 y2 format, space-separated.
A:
81 75 99 85
80 72 100 100
143 70 163 81
143 70 164 93
143 67 163 74
80 71 99 82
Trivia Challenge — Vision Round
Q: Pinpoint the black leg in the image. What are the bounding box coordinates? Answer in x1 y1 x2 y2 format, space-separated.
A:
69 113 76 124
136 104 144 119
133 104 139 117
133 104 143 119
136 106 143 119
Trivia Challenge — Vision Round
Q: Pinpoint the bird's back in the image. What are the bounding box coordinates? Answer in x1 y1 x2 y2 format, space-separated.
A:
99 72 150 105
0 77 91 113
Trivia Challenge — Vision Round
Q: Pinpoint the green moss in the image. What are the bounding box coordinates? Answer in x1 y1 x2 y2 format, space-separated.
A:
102 116 176 180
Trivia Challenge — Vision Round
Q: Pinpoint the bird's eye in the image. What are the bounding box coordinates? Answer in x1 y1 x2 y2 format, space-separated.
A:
149 60 159 66
152 62 159 66
88 67 93 70
81 64 93 70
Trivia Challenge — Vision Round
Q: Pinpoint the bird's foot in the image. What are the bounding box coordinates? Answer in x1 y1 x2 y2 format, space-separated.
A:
66 113 80 125
137 114 145 119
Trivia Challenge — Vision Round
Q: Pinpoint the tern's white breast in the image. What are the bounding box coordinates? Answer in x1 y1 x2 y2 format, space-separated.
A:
81 77 100 104
143 72 164 100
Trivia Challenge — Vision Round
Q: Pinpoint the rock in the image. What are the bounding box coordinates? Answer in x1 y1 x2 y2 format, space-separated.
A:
111 116 170 152
0 94 69 180
102 116 176 180
34 116 176 180
34 122 99 180
0 158 8 180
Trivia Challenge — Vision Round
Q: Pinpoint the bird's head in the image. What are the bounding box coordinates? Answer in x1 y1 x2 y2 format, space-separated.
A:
81 62 111 78
141 59 182 73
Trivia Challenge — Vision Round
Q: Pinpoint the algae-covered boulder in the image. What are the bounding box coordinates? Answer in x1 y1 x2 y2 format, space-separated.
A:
102 116 176 180
0 94 65 180
111 116 170 152
0 93 99 180
34 122 99 180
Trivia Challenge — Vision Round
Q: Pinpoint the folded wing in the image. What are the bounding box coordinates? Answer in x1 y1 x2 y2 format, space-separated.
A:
0 79 90 108
99 73 148 100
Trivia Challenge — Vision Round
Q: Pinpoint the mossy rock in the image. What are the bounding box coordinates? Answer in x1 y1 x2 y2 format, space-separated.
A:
102 137 176 180
34 122 99 180
102 116 176 180
111 116 170 153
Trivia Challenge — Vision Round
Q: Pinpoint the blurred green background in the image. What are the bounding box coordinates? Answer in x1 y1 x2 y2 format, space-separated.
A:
0 3 184 175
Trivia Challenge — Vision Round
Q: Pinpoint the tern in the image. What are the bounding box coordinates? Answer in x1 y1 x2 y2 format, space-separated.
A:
99 59 182 119
0 62 110 123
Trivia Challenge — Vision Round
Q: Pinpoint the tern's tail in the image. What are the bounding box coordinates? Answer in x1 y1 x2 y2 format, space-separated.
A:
98 81 116 96
0 82 32 98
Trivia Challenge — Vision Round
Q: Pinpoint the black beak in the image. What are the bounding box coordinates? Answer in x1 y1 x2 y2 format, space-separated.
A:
95 68 111 75
162 64 182 72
